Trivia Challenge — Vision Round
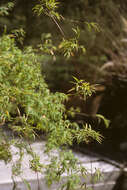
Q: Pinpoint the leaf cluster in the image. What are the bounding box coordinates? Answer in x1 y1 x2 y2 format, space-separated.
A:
33 0 61 20
0 35 66 140
0 2 14 16
0 141 12 163
45 150 101 190
69 77 95 100
45 150 86 189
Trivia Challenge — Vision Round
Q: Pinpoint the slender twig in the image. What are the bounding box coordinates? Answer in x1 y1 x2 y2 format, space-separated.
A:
37 172 40 190
44 8 65 38
50 15 66 38
17 107 21 117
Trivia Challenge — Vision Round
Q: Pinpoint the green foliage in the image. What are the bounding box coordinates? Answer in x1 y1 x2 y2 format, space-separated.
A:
33 0 61 20
69 77 95 100
12 142 24 176
22 179 31 190
46 150 101 190
0 141 12 163
85 22 101 32
0 35 65 140
0 34 102 148
30 154 43 172
58 26 85 58
59 38 85 59
75 124 103 144
96 114 110 128
11 28 26 45
34 1 86 58
46 150 85 189
38 33 57 57
0 2 14 16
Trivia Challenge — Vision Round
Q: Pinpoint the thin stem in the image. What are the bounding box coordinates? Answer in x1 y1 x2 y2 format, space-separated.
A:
50 15 66 38
44 8 66 38
37 172 40 190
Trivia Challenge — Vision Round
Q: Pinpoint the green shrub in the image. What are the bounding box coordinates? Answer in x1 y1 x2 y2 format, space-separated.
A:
0 34 67 140
0 34 102 150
